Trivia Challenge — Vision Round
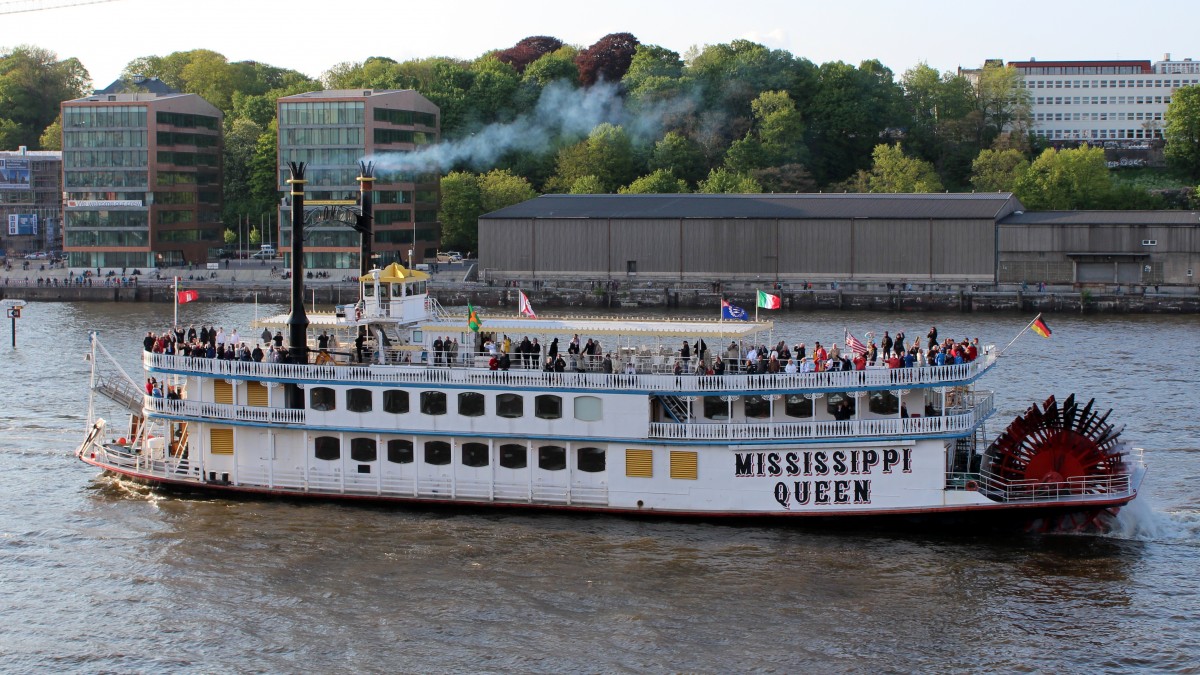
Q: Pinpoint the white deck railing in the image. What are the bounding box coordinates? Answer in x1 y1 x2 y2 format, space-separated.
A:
146 351 995 394
945 447 1143 502
648 392 994 441
146 397 308 425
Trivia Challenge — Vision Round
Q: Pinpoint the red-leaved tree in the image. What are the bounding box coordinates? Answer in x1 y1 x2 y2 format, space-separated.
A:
496 36 565 74
575 33 640 86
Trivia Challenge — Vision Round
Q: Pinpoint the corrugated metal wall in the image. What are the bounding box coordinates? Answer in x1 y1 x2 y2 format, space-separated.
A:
482 217 998 280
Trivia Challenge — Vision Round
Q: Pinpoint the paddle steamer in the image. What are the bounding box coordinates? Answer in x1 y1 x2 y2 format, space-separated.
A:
77 262 1145 528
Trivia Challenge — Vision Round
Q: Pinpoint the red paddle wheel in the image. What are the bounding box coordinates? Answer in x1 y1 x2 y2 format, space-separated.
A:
982 394 1127 499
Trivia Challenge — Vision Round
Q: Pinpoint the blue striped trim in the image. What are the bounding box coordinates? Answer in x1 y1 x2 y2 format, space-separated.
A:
146 411 989 447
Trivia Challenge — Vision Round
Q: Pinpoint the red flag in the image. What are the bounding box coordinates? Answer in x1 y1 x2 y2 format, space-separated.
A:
177 290 199 304
518 290 537 318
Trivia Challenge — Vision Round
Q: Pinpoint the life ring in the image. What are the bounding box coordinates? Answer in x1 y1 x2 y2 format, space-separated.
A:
965 480 979 491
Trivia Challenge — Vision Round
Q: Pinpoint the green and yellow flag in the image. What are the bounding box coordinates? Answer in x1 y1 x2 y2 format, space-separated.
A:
467 303 481 333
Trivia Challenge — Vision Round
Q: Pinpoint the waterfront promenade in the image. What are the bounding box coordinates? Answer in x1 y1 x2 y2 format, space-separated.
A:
2 261 1198 313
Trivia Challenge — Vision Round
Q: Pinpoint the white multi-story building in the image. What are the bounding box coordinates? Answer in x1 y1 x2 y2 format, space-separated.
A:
1012 55 1200 145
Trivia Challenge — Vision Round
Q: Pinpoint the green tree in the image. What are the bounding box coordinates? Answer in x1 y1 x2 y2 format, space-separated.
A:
969 148 1029 192
864 143 943 193
480 169 537 213
697 167 762 193
899 63 979 186
569 175 605 194
1165 84 1200 178
223 117 266 224
1014 144 1113 209
0 118 21 148
650 131 708 185
547 123 639 193
975 63 1031 148
807 60 904 184
223 229 237 245
249 228 262 246
0 45 90 149
619 169 690 194
438 171 483 251
38 114 61 150
248 120 279 206
466 56 520 126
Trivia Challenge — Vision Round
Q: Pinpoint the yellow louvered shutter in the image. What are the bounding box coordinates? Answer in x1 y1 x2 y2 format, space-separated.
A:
213 380 232 404
210 428 234 455
246 382 268 407
670 451 698 480
625 449 653 478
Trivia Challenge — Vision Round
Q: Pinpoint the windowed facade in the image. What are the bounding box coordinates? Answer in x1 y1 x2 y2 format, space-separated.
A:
277 90 441 269
1010 58 1199 146
62 93 222 268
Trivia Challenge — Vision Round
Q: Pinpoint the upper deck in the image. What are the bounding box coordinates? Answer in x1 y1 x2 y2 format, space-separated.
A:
145 350 997 395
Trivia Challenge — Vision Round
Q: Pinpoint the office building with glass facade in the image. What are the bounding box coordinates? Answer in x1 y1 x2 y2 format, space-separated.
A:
0 150 62 257
61 92 223 268
277 89 440 269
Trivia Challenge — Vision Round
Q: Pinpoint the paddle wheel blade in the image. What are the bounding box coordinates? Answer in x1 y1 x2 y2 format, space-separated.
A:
983 395 1126 497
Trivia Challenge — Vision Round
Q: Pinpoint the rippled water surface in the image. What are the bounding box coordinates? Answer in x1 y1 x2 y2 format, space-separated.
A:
0 302 1197 672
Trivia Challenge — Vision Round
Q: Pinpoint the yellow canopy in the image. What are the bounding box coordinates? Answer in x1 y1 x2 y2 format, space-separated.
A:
360 262 430 283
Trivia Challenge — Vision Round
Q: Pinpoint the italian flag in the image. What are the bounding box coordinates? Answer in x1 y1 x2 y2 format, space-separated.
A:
756 291 782 310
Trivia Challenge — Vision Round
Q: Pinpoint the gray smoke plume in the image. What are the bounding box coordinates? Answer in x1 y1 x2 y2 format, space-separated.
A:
365 80 699 176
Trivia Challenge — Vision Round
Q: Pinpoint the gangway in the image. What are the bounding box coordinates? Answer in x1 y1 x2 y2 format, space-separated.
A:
87 333 145 415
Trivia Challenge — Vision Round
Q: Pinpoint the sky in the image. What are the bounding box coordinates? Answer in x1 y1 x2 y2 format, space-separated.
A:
5 0 1199 88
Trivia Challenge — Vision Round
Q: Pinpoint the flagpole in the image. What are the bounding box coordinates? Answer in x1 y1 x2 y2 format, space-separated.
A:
173 276 178 328
997 313 1042 357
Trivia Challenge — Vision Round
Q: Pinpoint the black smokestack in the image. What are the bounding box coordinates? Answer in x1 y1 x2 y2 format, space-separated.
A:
357 161 374 276
286 161 309 363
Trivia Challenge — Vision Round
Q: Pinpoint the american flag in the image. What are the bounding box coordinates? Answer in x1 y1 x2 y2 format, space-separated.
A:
845 328 868 356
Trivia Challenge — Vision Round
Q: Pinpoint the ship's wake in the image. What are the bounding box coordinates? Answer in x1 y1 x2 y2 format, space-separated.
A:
1102 494 1200 544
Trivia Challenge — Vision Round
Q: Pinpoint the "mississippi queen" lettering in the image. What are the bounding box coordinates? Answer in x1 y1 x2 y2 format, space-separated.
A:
734 448 913 509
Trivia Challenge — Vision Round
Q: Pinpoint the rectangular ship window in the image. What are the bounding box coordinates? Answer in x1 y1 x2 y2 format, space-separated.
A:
213 380 232 405
670 451 698 480
210 428 234 455
246 382 268 407
625 449 653 478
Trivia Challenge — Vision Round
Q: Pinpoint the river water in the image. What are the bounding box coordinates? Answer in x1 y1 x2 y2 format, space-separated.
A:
0 301 1197 673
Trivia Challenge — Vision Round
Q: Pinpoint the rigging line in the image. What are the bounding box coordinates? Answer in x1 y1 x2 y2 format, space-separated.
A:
0 0 121 14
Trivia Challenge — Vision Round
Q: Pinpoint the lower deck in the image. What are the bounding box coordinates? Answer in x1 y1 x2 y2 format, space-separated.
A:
79 417 1142 517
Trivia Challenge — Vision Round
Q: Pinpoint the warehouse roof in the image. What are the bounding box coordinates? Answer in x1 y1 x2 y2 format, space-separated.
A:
481 193 1022 221
1001 210 1200 225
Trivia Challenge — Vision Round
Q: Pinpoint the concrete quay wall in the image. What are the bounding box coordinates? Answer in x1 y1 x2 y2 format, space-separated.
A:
2 279 1197 314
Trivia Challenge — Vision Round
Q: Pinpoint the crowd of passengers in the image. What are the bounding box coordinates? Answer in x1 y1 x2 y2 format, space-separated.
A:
460 327 982 375
143 325 301 363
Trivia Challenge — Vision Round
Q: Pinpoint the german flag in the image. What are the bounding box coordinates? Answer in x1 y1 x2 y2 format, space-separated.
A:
1031 315 1052 338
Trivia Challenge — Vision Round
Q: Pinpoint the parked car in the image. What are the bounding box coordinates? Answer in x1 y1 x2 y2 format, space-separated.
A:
436 251 463 263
